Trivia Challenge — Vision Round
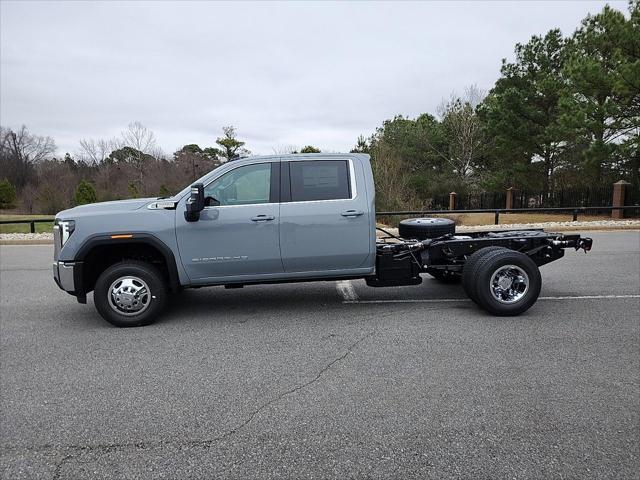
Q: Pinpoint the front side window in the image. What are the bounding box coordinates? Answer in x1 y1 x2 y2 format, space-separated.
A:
205 163 271 206
289 160 351 202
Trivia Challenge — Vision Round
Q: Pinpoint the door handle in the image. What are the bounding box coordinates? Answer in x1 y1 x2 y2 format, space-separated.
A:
251 215 275 222
340 210 364 217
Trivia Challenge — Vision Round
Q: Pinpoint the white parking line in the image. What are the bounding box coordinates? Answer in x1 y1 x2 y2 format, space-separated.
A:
539 294 640 301
336 280 359 301
342 294 640 304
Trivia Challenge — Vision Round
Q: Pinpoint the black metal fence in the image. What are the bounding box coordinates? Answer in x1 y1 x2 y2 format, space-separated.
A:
512 185 615 208
430 192 507 210
428 185 619 210
626 183 640 207
0 219 54 233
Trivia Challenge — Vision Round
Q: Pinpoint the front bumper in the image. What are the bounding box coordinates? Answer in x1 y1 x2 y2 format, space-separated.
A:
53 261 77 292
53 260 86 303
52 223 86 303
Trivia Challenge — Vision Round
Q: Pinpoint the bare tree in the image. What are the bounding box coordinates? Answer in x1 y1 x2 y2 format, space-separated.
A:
76 122 165 196
370 141 420 215
0 125 56 188
2 125 56 162
78 138 121 165
123 121 162 186
33 159 77 214
435 85 486 185
121 121 158 155
19 183 37 214
272 144 299 155
78 121 160 165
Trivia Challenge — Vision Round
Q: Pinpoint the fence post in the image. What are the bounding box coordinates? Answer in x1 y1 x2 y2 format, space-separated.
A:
505 187 517 210
494 211 500 225
612 180 630 219
449 192 457 211
30 221 35 233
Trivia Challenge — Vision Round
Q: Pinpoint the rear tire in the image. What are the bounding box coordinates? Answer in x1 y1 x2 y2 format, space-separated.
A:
473 250 541 316
94 260 167 327
462 247 509 303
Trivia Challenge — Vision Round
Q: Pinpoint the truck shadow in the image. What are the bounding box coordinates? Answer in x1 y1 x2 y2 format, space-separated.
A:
159 281 487 327
161 283 349 325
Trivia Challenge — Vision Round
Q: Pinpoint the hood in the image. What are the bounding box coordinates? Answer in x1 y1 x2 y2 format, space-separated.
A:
56 198 157 219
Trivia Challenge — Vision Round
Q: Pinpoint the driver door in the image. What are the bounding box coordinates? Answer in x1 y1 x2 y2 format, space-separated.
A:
175 161 282 283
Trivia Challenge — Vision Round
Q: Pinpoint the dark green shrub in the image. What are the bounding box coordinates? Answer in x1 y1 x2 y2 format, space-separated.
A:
0 179 17 208
75 180 97 205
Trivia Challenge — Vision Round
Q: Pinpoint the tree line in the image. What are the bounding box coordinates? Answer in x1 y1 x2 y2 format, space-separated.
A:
0 2 637 214
354 2 638 211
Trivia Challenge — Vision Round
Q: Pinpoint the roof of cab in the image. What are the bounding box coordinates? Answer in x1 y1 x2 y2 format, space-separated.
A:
236 152 369 162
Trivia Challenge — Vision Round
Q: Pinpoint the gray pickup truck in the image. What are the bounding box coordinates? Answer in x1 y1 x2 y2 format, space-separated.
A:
53 153 593 327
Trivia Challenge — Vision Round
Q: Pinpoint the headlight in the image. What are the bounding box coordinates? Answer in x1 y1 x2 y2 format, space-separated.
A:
58 220 75 246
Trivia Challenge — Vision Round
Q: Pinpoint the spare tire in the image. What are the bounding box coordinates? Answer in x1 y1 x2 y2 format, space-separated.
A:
398 217 455 240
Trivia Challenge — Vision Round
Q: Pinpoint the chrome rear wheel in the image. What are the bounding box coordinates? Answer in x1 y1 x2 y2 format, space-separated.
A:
489 265 529 304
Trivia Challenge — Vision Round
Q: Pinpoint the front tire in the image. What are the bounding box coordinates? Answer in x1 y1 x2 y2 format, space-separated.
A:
94 260 167 327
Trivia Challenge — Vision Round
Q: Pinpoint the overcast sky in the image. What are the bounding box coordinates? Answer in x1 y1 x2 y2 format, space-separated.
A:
0 0 628 157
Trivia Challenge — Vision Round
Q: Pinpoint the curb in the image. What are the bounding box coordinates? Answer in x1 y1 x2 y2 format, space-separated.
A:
1 240 54 246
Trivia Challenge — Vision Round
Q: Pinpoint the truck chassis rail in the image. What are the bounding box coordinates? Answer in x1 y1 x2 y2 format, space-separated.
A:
368 229 592 287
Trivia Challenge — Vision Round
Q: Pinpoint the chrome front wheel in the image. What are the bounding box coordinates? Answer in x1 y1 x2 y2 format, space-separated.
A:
94 261 167 327
108 276 151 316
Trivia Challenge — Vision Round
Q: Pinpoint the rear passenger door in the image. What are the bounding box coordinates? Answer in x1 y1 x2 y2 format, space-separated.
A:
279 157 372 273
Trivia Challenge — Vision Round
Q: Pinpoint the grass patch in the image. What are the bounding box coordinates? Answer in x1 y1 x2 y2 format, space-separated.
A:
0 214 55 234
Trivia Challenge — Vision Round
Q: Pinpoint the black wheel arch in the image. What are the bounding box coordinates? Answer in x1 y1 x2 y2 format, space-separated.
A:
73 233 182 296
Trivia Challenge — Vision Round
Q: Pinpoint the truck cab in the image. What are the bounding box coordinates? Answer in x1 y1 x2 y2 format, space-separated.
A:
175 154 376 284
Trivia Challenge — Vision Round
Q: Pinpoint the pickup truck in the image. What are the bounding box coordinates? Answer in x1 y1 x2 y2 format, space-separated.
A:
53 153 593 327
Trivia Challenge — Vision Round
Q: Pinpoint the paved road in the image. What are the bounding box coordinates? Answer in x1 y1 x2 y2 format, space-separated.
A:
1 232 638 479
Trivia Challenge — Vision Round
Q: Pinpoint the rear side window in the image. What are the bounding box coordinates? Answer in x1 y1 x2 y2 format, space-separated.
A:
289 160 351 202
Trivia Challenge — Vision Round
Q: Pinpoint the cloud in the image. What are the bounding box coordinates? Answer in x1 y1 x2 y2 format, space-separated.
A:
0 0 627 156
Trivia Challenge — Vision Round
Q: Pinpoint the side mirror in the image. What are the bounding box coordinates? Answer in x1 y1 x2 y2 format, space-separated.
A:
185 183 205 222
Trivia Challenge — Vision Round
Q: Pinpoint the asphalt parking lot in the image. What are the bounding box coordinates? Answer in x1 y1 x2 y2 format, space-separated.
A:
1 231 639 479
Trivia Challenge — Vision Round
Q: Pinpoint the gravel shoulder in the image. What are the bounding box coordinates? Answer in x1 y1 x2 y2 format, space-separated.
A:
0 233 55 245
456 219 640 232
